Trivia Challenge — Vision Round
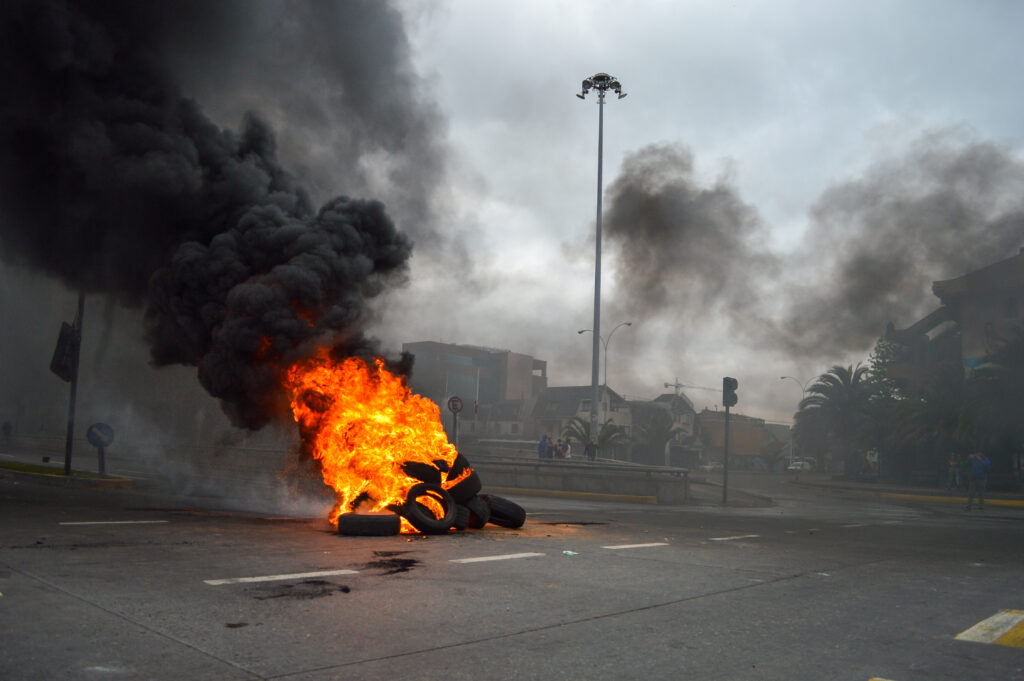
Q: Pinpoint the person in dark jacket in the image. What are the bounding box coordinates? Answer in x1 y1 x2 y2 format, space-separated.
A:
537 434 550 460
965 451 991 511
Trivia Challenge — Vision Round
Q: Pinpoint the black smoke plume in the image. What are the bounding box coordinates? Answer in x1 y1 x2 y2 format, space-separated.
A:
603 143 777 319
603 133 1024 362
0 0 415 429
776 131 1024 356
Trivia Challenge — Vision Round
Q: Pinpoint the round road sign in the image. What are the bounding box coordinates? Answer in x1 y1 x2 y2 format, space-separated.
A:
86 422 115 448
447 396 463 414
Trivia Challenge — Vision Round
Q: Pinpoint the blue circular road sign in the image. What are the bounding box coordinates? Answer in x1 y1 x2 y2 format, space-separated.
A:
86 422 115 448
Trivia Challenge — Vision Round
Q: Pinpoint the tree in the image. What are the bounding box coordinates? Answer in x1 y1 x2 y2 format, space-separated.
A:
562 416 628 454
797 364 873 476
634 409 683 466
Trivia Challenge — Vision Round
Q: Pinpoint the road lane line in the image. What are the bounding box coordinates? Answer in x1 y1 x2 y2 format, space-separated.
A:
204 569 359 585
602 543 669 549
709 534 760 542
842 523 869 528
60 520 169 526
450 552 544 564
956 610 1024 647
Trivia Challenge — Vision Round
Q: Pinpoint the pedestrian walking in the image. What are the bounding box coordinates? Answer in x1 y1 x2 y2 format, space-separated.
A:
965 451 991 511
563 441 572 459
584 439 598 462
537 434 549 461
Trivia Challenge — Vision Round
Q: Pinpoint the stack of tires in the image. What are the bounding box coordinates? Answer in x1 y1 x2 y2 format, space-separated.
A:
336 452 525 536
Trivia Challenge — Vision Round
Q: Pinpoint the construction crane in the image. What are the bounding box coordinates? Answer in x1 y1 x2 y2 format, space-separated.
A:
664 377 717 394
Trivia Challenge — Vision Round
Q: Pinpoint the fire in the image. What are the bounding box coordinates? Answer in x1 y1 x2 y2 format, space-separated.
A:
286 351 460 531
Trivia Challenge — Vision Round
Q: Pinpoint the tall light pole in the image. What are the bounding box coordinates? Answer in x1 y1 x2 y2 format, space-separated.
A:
780 375 811 465
577 72 626 442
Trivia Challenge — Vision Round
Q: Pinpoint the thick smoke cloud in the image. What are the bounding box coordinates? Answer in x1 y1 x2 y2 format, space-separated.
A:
603 132 1024 363
0 0 417 429
603 143 776 319
777 132 1024 356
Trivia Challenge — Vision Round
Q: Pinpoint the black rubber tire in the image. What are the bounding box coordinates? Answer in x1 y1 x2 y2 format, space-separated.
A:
446 452 470 481
336 512 401 536
401 461 442 484
480 494 526 529
451 504 470 531
445 470 482 504
402 483 457 534
463 495 491 529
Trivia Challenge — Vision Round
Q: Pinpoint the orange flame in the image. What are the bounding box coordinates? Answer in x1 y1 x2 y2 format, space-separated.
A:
286 351 459 530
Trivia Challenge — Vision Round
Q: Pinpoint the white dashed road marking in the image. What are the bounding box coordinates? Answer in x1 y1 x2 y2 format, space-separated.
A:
842 523 869 528
205 569 359 586
450 552 545 564
709 534 760 542
60 520 169 526
602 543 669 549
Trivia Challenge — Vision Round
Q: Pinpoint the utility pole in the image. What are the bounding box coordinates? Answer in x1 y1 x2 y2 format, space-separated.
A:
63 291 85 475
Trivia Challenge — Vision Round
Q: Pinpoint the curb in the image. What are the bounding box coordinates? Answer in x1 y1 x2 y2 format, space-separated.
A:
0 468 134 489
792 480 1024 508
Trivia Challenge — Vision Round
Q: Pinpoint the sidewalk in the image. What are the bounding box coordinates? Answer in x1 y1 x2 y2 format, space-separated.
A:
790 475 1024 509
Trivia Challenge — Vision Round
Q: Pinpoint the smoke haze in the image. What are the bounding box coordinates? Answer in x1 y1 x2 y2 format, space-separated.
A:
602 131 1024 366
0 1 434 429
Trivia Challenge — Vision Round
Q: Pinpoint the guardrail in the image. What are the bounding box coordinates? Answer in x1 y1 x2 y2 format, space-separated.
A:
469 454 690 504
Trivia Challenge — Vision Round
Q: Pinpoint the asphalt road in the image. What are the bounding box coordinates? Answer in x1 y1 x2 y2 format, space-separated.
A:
2 472 1023 681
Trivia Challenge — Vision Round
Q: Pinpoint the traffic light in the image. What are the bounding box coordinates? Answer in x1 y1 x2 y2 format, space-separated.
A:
722 377 738 407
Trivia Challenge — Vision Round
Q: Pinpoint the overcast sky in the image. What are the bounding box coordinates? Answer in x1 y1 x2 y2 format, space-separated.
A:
4 0 1024 429
380 0 1024 420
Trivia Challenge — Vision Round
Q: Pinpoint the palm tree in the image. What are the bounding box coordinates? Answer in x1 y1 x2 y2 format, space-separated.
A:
562 416 628 455
635 409 683 466
798 364 872 476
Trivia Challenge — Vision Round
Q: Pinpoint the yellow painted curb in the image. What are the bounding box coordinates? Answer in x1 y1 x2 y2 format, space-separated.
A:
880 492 1024 508
957 610 1024 647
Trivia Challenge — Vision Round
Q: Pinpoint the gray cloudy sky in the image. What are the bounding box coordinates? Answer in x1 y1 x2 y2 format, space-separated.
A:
377 0 1024 421
3 0 1024 429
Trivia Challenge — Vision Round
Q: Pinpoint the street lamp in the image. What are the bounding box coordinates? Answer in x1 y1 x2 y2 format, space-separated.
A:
578 321 632 389
577 72 627 443
780 375 811 465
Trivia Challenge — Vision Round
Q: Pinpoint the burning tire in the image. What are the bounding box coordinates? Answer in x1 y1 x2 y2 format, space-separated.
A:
480 494 526 529
463 495 491 529
337 512 401 536
445 470 482 504
450 503 470 531
447 452 470 480
401 461 443 484
402 483 457 534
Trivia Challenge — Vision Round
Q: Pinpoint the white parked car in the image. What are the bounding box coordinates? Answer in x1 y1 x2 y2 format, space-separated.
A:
787 460 813 472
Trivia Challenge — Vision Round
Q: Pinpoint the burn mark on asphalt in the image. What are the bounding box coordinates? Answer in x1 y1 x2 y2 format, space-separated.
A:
363 550 418 574
251 579 351 600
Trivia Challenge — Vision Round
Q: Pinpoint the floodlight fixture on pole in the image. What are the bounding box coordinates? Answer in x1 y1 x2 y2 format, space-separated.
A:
577 72 626 443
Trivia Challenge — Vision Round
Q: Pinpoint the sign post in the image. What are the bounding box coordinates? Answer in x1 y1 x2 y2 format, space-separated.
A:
447 396 463 448
86 423 114 476
721 377 739 505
